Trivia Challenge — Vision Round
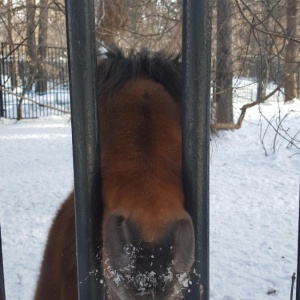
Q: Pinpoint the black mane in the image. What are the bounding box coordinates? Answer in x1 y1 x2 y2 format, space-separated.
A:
96 48 182 103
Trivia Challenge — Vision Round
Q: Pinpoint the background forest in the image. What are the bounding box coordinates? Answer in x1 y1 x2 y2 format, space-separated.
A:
0 2 299 299
0 0 299 125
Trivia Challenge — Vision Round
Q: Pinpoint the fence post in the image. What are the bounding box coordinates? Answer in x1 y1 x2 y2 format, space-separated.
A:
0 226 6 300
0 43 4 118
296 186 300 300
65 0 104 299
182 0 212 299
0 74 3 118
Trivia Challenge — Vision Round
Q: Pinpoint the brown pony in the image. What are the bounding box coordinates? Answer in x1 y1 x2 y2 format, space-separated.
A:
34 49 195 300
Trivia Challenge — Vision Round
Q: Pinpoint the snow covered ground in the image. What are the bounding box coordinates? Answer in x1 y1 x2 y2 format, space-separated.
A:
0 99 299 300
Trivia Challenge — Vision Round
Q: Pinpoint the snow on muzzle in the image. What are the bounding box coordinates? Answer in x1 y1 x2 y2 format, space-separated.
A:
103 214 195 299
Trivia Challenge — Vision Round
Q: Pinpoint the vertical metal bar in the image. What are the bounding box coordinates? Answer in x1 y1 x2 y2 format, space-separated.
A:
1 44 8 119
182 0 212 300
296 186 300 300
0 67 3 118
65 0 103 299
3 44 8 119
0 226 6 300
0 44 5 118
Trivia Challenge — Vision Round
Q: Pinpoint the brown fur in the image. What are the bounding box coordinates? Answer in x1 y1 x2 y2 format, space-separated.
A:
100 80 186 242
34 193 77 300
35 49 194 300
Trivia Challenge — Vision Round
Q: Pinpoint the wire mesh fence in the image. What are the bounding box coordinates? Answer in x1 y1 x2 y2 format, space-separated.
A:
0 43 70 119
231 78 285 103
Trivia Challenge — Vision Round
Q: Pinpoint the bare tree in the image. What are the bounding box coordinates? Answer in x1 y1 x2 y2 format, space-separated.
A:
256 0 271 101
1 0 300 124
6 0 17 88
216 0 233 124
26 0 37 91
284 0 298 101
95 0 128 47
211 0 300 131
36 0 49 94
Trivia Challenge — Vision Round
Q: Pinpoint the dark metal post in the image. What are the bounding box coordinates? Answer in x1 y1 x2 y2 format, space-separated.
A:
0 44 4 118
0 73 4 118
182 0 212 299
65 0 103 299
296 186 300 300
0 226 6 300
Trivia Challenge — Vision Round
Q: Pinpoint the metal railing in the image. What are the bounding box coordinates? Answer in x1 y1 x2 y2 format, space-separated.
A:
182 0 211 298
0 227 5 300
65 0 104 298
65 0 212 299
0 43 70 119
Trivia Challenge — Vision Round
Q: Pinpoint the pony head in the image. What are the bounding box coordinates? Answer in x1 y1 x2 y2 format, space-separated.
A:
97 49 195 299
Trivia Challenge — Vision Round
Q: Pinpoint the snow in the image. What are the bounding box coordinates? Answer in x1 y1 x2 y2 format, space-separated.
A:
0 98 299 299
0 116 73 300
210 100 300 299
1 74 70 119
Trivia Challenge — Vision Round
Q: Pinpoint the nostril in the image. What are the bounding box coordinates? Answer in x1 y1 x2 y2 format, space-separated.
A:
172 218 195 273
103 214 195 296
103 214 132 270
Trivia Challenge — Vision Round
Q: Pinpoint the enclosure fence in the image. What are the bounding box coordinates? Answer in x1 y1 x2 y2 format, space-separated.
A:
0 43 70 119
1 42 300 120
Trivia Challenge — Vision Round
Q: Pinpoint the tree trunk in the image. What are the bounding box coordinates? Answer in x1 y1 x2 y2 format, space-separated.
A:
284 0 298 101
95 0 127 47
16 0 37 120
36 0 48 94
26 0 37 92
256 54 269 101
256 0 270 102
7 0 17 89
216 0 233 124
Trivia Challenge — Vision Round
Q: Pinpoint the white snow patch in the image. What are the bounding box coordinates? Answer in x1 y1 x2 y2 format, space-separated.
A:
0 98 299 299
